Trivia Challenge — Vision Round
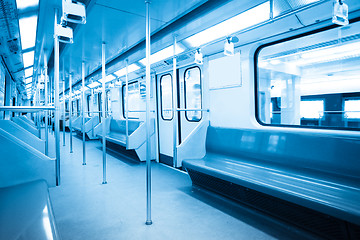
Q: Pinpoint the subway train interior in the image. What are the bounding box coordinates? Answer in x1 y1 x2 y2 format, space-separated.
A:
1 0 360 239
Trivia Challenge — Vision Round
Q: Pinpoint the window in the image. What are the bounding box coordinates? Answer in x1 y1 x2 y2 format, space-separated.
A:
344 99 360 119
106 90 111 117
160 74 173 120
184 67 202 121
300 100 324 119
256 20 360 130
86 95 91 117
122 81 143 119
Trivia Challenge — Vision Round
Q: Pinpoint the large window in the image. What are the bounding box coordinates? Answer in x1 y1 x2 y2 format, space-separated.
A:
256 21 360 130
184 67 202 121
300 100 324 119
122 81 142 119
344 99 360 119
106 90 111 117
160 74 173 120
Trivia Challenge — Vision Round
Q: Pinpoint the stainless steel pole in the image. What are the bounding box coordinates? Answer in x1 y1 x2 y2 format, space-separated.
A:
172 36 178 168
101 42 107 184
44 55 49 156
54 9 61 186
125 59 129 149
63 62 66 146
63 77 66 146
69 73 73 153
82 61 86 165
145 0 152 225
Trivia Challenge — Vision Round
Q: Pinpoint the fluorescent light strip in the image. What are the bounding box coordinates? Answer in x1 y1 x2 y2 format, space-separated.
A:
19 15 38 50
25 77 32 84
87 81 101 89
23 51 34 68
114 64 140 77
185 2 270 47
16 0 39 10
139 44 185 65
100 74 116 83
25 67 33 78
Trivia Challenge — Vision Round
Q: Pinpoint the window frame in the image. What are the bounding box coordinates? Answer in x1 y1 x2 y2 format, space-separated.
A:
160 74 173 121
184 66 202 122
254 18 360 131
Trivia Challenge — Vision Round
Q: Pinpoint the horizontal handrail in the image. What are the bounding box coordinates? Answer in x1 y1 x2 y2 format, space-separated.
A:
0 106 55 112
176 108 209 112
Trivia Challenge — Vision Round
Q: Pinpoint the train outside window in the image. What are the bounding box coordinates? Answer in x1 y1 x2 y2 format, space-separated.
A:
160 74 173 120
257 20 360 130
184 67 202 122
122 82 143 119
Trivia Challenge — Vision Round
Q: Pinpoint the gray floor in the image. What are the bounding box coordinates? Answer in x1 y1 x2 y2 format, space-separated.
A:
46 131 316 240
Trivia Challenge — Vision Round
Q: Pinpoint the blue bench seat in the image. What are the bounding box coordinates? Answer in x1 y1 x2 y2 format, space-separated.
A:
98 119 140 147
183 127 360 239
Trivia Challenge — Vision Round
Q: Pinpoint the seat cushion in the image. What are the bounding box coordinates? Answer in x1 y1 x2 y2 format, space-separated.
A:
106 132 126 146
183 154 360 225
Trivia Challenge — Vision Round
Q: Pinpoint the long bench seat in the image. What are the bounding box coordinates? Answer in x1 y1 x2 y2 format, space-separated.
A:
97 119 141 147
72 116 100 139
183 127 360 239
72 117 90 131
0 180 60 240
97 118 156 161
0 120 46 154
0 128 56 187
11 117 40 137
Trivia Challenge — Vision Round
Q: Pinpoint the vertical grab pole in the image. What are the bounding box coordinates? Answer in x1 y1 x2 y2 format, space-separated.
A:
101 42 107 184
54 9 61 186
63 77 66 146
44 55 49 156
63 62 66 146
172 36 178 168
69 73 73 153
145 0 152 226
125 59 129 149
82 61 86 165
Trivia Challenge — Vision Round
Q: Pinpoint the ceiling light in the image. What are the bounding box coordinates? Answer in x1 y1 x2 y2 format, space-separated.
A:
19 15 38 50
194 49 203 65
23 51 34 68
101 74 116 83
139 44 185 65
16 0 39 10
25 67 33 78
185 1 270 47
114 64 140 77
25 77 32 84
87 81 101 89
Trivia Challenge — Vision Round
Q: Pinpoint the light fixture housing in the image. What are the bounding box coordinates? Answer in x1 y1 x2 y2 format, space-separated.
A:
332 0 349 26
62 0 86 24
194 49 203 65
55 24 73 44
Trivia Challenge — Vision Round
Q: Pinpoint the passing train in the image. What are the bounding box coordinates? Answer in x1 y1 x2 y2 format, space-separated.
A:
0 0 360 239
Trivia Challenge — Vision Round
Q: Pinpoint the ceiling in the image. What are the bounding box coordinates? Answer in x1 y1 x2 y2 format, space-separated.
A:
2 0 360 99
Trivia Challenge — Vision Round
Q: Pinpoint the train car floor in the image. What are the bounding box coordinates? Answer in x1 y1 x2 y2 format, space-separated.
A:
46 131 319 240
